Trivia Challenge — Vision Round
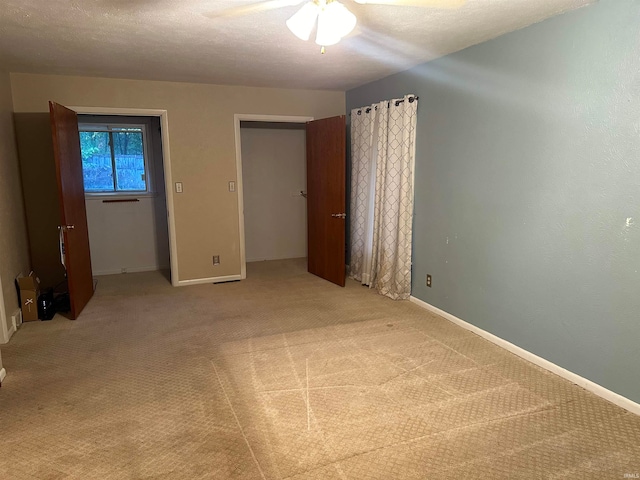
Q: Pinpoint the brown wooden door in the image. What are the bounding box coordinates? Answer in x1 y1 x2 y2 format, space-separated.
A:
306 115 346 287
49 102 94 319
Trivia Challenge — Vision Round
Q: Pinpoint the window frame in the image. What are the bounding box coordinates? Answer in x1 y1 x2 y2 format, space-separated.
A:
78 122 154 197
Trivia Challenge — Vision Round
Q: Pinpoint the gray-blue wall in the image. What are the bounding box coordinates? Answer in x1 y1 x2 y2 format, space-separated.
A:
347 0 640 403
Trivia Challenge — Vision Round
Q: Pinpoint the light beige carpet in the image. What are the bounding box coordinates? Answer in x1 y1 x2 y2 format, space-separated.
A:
0 258 638 479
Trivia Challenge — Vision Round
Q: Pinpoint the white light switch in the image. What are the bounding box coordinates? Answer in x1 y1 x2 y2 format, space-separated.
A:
175 182 183 193
229 181 236 192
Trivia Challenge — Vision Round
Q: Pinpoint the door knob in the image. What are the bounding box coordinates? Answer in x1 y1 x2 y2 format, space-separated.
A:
331 213 346 219
58 225 75 231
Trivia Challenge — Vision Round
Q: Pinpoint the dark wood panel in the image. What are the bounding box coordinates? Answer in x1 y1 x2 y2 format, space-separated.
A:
49 102 94 319
306 115 346 287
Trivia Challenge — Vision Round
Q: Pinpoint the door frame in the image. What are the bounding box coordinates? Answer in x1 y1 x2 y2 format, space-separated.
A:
0 273 10 345
233 114 314 279
70 106 179 286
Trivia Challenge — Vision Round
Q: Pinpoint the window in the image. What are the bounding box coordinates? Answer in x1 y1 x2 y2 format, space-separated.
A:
79 124 151 194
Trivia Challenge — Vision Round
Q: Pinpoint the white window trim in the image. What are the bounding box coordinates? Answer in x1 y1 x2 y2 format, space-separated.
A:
78 122 155 197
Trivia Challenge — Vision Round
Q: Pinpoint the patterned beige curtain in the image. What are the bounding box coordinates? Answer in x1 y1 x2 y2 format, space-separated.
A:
349 95 418 299
348 105 375 284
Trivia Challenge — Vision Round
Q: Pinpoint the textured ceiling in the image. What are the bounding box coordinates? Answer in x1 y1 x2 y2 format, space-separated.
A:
0 0 594 90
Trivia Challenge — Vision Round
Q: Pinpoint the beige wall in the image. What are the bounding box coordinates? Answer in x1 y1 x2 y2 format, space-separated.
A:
0 71 30 341
86 197 170 275
241 126 307 262
10 73 345 283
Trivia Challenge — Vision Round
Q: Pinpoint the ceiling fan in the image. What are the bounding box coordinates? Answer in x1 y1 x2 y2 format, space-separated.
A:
205 0 466 54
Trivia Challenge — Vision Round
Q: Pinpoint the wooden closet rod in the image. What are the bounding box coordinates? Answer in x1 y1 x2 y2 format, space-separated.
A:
102 198 140 203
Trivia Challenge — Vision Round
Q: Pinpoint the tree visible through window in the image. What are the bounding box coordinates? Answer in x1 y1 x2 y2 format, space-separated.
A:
79 125 149 193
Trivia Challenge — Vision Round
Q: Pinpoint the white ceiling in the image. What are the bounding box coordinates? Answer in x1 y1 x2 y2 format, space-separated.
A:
0 0 594 91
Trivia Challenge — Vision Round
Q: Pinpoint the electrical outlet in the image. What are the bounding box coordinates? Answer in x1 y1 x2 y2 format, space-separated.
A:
229 181 236 192
175 182 183 193
213 255 220 266
426 274 432 288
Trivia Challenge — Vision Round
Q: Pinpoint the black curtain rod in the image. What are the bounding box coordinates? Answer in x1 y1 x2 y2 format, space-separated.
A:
352 96 419 116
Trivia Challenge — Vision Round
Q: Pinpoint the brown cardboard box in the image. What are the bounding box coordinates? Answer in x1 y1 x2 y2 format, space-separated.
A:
17 272 41 322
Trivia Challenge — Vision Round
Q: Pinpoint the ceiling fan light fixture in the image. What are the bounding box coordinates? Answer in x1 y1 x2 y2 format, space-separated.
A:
315 1 356 47
286 2 320 41
315 12 342 47
323 1 357 38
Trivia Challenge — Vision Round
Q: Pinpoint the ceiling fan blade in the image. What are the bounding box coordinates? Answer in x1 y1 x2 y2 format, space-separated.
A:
354 0 465 8
203 0 305 19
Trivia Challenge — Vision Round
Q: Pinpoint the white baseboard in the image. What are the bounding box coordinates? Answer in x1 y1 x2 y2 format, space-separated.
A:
93 265 169 276
0 318 15 345
1 308 22 344
177 274 242 286
5 324 16 342
0 368 6 384
409 296 640 416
